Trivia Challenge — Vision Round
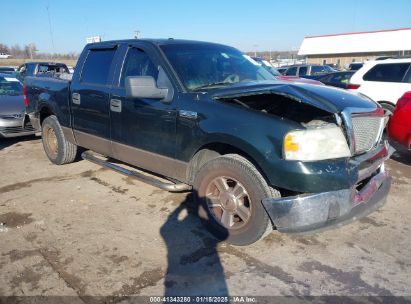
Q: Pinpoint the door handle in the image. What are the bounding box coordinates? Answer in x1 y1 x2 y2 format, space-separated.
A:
110 99 122 113
72 93 81 105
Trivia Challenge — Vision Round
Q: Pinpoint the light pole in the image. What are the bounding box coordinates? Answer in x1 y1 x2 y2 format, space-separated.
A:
253 44 258 58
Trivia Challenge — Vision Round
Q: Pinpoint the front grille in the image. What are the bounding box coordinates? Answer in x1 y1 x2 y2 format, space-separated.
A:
351 116 384 154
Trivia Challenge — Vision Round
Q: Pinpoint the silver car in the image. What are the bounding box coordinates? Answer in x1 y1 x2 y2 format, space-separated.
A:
0 73 36 138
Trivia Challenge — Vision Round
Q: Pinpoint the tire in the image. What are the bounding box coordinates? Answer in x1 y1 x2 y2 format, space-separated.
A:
194 154 280 246
380 102 395 117
41 115 78 165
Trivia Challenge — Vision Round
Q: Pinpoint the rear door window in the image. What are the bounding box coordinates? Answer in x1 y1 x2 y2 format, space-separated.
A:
363 63 410 83
285 67 297 76
298 66 308 76
311 65 326 75
81 48 117 85
26 64 35 76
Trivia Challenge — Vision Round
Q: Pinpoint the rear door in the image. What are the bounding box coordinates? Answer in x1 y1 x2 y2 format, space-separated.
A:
359 62 411 105
70 44 119 155
109 42 179 176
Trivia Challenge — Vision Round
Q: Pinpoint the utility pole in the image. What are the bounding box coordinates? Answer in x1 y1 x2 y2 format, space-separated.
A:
46 4 56 59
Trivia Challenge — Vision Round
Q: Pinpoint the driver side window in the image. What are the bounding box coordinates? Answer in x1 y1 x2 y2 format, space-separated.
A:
120 47 158 87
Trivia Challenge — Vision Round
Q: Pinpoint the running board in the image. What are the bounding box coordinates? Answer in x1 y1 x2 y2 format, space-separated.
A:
81 151 192 192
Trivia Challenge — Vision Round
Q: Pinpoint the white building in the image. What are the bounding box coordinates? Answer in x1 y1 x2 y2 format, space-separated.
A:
298 28 411 68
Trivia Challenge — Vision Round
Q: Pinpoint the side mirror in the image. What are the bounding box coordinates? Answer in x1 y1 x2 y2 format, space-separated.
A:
125 76 168 100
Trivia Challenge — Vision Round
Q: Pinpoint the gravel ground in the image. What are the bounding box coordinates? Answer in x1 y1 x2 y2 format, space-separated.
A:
0 136 410 303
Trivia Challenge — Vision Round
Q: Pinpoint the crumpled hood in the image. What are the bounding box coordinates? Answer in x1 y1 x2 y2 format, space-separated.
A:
0 95 25 116
212 81 378 114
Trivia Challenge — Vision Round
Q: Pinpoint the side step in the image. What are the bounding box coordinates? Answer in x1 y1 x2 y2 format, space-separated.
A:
81 151 192 192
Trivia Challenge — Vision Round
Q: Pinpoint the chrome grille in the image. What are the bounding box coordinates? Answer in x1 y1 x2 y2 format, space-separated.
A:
351 116 384 154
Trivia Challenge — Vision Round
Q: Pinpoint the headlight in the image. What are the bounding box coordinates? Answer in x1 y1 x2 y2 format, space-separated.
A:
283 125 351 161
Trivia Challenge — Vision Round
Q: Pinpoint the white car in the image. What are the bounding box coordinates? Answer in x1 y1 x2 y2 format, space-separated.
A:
0 53 12 59
348 58 411 115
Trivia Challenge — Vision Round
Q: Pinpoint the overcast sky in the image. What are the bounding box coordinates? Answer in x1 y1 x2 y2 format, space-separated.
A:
1 0 410 54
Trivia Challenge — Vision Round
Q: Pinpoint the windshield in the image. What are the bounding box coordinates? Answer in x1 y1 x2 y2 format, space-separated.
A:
161 44 276 91
255 59 281 76
0 76 23 96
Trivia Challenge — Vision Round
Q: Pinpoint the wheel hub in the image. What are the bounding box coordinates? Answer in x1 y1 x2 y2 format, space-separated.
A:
205 176 252 230
220 192 237 212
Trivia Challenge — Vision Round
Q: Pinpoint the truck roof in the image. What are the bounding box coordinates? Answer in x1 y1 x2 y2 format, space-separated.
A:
86 38 232 48
23 62 68 66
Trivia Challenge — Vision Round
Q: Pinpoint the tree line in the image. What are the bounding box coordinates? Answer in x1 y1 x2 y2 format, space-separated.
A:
0 43 78 60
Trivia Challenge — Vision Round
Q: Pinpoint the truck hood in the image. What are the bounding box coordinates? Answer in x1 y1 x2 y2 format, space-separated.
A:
276 75 324 86
0 95 25 116
212 81 378 114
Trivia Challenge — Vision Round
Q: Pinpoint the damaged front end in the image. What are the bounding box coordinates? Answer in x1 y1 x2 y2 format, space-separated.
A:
213 83 392 233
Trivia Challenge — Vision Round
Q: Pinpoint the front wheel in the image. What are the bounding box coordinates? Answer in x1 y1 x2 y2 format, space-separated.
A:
194 154 280 246
42 115 78 165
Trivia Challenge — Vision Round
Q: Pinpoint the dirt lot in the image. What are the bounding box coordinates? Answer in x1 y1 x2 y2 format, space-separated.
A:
0 136 410 302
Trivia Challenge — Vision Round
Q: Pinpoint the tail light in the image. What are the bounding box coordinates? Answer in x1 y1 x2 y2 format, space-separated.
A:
396 92 411 111
23 86 29 106
347 84 361 90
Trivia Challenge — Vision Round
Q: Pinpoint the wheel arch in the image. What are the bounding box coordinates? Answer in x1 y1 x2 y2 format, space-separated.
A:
378 100 396 109
186 140 271 186
38 104 55 126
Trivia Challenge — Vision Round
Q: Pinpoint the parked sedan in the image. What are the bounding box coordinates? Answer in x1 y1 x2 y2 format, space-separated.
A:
388 92 411 150
314 71 355 89
252 58 323 85
0 74 36 138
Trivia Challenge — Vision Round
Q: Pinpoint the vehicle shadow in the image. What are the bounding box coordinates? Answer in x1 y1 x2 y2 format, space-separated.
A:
389 140 411 166
160 191 229 297
0 134 38 151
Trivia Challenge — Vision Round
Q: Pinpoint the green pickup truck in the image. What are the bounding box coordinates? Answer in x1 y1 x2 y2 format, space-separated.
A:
25 39 391 245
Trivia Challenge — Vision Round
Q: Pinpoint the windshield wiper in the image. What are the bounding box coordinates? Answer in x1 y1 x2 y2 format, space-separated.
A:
191 82 233 91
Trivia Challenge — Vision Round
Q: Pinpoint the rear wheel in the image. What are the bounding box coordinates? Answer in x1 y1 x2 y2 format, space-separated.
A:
194 154 280 246
42 115 78 165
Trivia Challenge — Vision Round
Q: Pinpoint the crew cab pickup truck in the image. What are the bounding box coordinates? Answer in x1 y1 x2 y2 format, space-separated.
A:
25 39 392 245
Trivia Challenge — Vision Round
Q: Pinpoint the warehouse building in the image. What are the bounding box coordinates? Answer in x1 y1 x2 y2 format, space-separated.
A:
298 28 411 69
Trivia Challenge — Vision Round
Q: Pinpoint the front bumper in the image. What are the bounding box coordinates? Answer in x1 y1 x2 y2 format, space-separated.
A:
262 146 392 234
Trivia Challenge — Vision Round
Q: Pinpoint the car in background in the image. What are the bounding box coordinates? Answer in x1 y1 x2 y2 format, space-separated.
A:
348 58 411 115
17 62 70 80
349 62 363 71
0 53 12 59
325 63 342 71
388 92 411 150
0 73 36 138
252 57 323 85
0 67 16 74
276 67 287 74
314 71 355 89
283 64 336 78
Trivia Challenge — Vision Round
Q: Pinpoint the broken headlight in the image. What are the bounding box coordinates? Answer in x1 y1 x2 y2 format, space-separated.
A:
283 125 351 161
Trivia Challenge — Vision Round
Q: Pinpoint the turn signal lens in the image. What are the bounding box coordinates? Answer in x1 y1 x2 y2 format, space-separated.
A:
284 134 299 152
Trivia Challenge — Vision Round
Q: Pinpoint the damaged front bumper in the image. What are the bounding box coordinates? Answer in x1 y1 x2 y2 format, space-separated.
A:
262 142 392 234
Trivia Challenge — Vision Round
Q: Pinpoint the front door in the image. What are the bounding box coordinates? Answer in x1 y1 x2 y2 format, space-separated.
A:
110 43 179 177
